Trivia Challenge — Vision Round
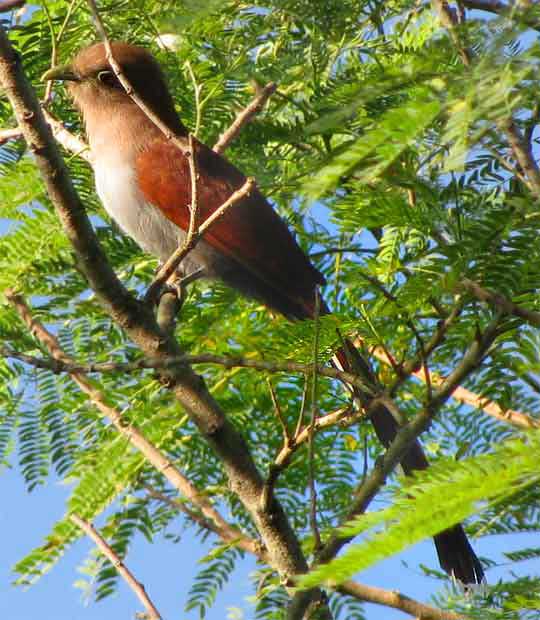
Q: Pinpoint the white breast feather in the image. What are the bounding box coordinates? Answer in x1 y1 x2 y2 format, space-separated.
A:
94 159 183 262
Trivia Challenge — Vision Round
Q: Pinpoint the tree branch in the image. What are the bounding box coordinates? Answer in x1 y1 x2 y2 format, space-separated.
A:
338 580 466 620
0 111 92 161
500 118 540 197
431 0 473 65
4 325 536 430
213 82 277 154
71 514 162 620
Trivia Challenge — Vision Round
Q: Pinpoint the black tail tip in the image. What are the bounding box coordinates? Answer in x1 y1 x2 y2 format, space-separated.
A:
434 525 485 585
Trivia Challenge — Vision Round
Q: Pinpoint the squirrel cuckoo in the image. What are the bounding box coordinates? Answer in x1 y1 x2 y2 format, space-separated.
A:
43 42 484 584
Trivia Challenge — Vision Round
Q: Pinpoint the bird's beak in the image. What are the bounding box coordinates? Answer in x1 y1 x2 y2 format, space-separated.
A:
41 64 80 82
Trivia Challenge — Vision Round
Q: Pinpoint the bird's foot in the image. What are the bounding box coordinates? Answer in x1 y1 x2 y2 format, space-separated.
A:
144 266 204 307
144 267 204 309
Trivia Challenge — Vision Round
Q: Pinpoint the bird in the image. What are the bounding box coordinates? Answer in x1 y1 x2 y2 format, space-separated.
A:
43 41 484 585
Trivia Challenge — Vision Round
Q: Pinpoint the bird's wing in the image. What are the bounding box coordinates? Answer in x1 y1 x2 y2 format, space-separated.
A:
136 136 324 316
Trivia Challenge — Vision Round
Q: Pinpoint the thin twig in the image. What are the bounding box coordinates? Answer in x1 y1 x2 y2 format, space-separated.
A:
145 177 255 303
146 132 199 307
213 82 277 154
185 60 202 138
0 347 375 393
267 378 290 444
460 278 540 327
71 514 162 620
42 0 80 103
309 246 377 258
482 141 528 185
294 376 310 438
143 484 264 559
308 289 322 551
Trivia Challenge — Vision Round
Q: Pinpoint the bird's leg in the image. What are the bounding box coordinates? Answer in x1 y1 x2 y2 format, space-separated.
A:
144 262 201 304
153 267 205 334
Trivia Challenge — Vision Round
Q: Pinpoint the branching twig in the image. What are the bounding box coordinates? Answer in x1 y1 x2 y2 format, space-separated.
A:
71 514 162 620
0 347 374 392
261 405 355 513
145 172 255 303
213 82 277 154
275 406 356 469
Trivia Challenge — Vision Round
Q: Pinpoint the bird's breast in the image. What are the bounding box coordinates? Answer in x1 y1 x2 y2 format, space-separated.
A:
92 156 241 279
93 157 186 263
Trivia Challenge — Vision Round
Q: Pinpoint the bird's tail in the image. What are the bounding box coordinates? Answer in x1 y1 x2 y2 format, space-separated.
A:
332 337 484 584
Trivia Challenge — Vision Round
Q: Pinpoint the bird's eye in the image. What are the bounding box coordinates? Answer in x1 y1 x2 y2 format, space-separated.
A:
97 70 119 88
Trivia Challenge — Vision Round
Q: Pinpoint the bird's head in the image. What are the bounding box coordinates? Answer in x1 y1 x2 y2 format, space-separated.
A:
42 42 184 133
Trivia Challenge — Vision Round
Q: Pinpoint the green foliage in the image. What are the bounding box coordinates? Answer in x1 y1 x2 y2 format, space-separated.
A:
1 0 540 618
186 545 241 618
